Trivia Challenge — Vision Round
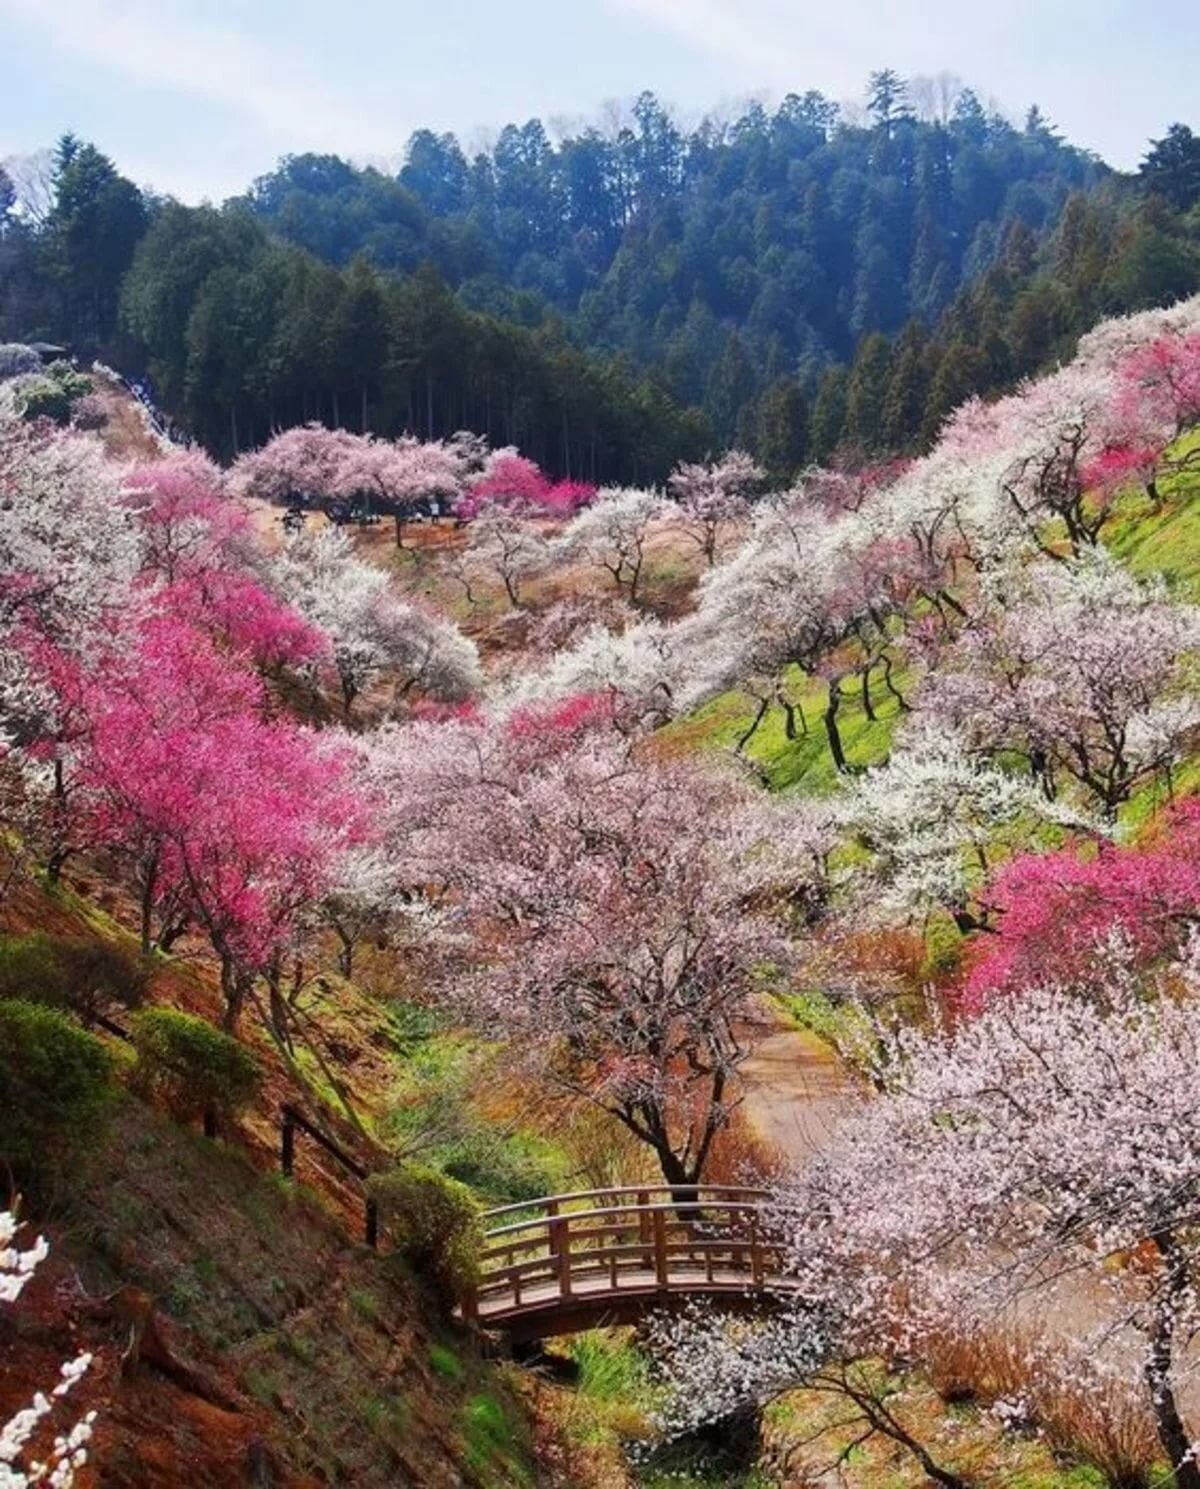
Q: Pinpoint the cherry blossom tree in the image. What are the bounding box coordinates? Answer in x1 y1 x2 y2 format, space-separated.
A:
963 799 1200 1007
500 616 679 731
450 498 549 608
338 435 465 545
556 487 667 604
677 499 882 771
667 451 761 565
835 722 1091 932
929 554 1200 819
121 451 232 576
148 719 366 1030
229 424 361 509
782 961 1200 1487
455 449 594 522
372 710 831 1190
1115 331 1200 440
0 422 138 643
272 528 480 716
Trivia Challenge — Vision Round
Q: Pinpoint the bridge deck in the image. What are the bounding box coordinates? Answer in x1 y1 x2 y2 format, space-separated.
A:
461 1184 795 1339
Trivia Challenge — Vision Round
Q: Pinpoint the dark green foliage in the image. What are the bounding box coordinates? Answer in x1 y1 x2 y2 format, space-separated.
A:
1140 124 1200 211
130 1008 260 1127
0 932 150 1026
0 998 116 1190
369 1163 482 1302
3 91 1199 475
755 378 810 481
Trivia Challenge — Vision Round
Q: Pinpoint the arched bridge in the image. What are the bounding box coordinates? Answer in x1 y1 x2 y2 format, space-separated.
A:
460 1184 798 1342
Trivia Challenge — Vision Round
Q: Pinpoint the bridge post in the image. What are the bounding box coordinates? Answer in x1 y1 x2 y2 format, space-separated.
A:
637 1190 651 1264
553 1216 572 1299
750 1213 763 1288
653 1209 669 1294
546 1200 560 1257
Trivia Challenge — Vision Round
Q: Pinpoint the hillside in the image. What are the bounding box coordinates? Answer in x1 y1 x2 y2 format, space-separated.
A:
5 259 1200 1489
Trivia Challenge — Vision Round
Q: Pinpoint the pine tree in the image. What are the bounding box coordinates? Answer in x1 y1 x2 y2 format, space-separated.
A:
809 366 849 462
882 320 931 450
843 333 893 451
755 378 810 479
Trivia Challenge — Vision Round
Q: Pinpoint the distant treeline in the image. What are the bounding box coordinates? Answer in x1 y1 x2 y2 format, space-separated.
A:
2 93 1198 477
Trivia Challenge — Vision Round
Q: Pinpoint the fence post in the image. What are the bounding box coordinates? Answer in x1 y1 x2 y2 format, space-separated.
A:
750 1212 764 1288
365 1196 379 1250
281 1108 295 1177
653 1209 669 1294
554 1216 572 1300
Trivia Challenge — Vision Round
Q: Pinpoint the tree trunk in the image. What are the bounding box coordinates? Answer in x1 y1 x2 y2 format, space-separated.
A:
860 663 877 722
1146 1233 1200 1488
824 677 849 773
881 652 910 712
220 958 250 1033
735 696 770 754
138 857 158 956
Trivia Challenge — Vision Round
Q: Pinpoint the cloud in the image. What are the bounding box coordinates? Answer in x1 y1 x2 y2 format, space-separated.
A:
0 0 396 165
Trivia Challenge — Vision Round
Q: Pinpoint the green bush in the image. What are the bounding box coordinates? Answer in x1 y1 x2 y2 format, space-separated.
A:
0 999 117 1188
16 363 93 425
368 1162 482 1302
0 933 150 1027
130 1008 260 1129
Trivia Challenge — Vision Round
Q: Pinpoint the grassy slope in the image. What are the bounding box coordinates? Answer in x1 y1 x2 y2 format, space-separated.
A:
69 1101 539 1488
657 664 909 792
0 872 573 1488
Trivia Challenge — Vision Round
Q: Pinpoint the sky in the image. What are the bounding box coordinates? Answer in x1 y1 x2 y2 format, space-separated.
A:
1 0 1194 203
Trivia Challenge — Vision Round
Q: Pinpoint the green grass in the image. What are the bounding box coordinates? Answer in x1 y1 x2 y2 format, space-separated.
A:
1105 432 1200 598
429 1341 465 1382
568 1331 653 1405
459 1391 534 1486
659 662 912 793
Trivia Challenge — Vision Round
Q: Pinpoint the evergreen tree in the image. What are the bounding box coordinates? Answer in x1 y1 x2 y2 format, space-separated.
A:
882 320 931 450
1139 124 1200 210
843 333 893 451
809 365 849 462
920 339 987 446
755 377 810 479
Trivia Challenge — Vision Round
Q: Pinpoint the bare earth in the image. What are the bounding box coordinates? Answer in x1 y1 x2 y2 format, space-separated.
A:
740 1021 855 1165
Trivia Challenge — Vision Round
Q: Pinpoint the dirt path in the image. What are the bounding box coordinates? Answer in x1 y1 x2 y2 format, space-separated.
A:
740 1019 855 1165
739 1013 1189 1413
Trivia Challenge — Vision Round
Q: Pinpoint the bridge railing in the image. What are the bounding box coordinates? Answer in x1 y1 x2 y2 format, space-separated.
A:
464 1184 789 1325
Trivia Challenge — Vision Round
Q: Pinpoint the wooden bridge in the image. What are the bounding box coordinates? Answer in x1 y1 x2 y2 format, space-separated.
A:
460 1184 798 1342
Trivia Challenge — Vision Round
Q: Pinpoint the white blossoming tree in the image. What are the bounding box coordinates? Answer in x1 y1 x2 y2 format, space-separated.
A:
0 1214 96 1489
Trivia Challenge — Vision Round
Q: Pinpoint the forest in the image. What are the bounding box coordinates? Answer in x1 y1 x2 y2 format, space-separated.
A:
2 85 1199 476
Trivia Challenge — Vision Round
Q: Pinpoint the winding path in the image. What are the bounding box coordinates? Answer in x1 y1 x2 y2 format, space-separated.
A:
739 1020 855 1163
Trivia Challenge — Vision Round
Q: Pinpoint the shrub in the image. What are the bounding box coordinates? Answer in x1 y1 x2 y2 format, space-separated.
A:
368 1162 481 1302
0 999 116 1190
130 1008 260 1133
16 363 93 425
0 933 150 1027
